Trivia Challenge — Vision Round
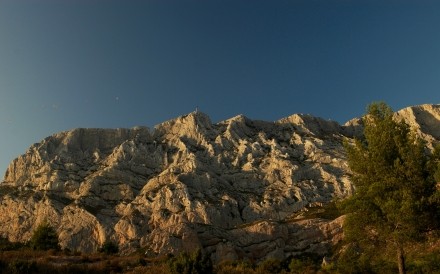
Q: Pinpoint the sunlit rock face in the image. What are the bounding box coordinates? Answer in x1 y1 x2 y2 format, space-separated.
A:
395 104 440 148
1 105 438 262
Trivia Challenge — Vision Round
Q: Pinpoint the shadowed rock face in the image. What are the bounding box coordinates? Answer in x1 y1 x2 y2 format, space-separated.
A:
0 105 438 263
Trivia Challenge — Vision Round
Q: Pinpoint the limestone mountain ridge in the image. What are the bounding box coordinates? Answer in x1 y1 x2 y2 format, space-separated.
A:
1 104 439 263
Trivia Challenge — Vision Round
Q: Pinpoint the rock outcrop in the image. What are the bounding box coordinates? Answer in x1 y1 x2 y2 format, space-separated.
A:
0 104 438 263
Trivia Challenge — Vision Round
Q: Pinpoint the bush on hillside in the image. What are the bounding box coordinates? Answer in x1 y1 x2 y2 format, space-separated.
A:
167 249 213 274
98 240 119 254
29 221 60 251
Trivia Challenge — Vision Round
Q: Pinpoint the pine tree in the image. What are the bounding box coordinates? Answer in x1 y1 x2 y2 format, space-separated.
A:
29 221 60 251
342 102 439 274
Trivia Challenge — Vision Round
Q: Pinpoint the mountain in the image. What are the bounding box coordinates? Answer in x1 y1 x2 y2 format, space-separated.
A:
1 104 439 263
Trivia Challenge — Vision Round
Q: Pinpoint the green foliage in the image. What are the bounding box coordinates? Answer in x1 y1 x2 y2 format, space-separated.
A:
342 102 440 273
256 258 284 273
407 250 440 273
215 260 255 274
167 249 213 274
29 221 60 251
288 258 317 274
334 243 387 274
98 240 119 254
285 253 323 274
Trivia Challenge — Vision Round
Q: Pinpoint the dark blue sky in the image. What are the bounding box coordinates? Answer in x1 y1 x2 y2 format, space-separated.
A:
1 0 440 175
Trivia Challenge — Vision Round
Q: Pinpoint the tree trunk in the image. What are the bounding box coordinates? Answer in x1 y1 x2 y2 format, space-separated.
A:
397 246 406 274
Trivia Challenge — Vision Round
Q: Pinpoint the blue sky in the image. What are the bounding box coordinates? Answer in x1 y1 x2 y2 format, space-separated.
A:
1 0 440 176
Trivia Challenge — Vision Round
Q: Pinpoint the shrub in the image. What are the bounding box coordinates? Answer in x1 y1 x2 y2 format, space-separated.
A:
98 240 119 254
288 258 317 274
215 260 255 274
167 249 213 274
256 258 284 273
29 222 60 251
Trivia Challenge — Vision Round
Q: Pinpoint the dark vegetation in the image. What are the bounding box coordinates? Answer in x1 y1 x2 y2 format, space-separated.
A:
98 240 119 255
341 102 440 274
0 102 439 273
29 222 60 251
0 220 438 273
167 249 213 274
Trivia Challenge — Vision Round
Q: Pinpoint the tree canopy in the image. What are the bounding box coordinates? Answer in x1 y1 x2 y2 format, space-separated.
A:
342 102 440 274
29 221 60 251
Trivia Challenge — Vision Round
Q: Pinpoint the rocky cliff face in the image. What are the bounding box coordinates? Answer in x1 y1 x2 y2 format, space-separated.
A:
1 104 439 263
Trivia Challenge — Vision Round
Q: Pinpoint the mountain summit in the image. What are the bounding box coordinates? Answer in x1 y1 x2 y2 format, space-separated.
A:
1 104 439 263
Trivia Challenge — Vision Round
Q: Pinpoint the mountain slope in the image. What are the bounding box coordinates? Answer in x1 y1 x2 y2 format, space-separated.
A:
1 104 438 263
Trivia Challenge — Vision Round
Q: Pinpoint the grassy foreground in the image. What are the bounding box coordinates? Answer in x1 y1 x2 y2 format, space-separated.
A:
0 242 439 274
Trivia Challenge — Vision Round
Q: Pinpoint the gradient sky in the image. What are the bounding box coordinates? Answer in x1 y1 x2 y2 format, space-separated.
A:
1 0 440 176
